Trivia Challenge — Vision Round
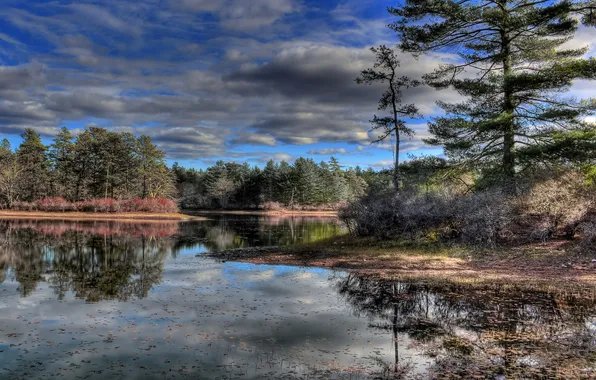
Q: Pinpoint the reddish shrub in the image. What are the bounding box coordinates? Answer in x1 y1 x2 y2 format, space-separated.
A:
10 197 178 214
118 197 178 213
75 199 117 213
35 197 75 212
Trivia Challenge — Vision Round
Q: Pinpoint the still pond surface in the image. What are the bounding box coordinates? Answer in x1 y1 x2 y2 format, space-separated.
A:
1 214 595 379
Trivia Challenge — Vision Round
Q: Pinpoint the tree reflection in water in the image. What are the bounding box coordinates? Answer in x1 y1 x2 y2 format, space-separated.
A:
335 274 596 379
0 220 172 301
0 216 344 301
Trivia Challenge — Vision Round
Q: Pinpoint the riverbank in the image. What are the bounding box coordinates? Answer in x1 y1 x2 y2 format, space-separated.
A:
0 210 203 221
185 209 338 217
206 235 596 286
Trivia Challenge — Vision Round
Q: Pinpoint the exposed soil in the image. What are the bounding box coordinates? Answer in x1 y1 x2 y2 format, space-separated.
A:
0 210 204 221
205 236 596 286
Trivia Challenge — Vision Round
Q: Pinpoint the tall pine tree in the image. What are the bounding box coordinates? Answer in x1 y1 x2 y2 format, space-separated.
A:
16 129 50 201
391 0 596 191
49 127 74 199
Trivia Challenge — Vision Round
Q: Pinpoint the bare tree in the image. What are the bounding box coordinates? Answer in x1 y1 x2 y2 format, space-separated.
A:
356 45 420 193
0 160 22 208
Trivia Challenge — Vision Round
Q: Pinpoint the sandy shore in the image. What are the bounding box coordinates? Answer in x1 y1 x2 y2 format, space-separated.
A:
0 210 204 221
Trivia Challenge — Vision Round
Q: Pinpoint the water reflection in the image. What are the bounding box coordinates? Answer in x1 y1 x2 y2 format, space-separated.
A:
0 218 595 379
335 274 596 379
0 216 343 301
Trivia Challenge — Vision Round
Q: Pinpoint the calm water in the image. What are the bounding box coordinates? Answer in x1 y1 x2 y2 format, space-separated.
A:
0 215 595 379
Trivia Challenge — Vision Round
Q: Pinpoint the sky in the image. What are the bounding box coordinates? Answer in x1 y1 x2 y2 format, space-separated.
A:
0 0 595 169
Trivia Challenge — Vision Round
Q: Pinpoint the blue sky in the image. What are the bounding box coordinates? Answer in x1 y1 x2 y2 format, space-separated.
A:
0 0 594 169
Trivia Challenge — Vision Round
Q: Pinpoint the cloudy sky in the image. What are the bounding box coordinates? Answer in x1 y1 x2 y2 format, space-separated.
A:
0 0 594 169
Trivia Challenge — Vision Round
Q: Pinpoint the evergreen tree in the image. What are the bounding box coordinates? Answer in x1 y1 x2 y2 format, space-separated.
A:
205 161 236 208
261 160 278 203
16 129 50 201
391 0 596 192
356 45 421 192
49 127 74 199
72 130 94 201
293 158 322 205
276 161 296 205
329 156 342 173
136 135 171 199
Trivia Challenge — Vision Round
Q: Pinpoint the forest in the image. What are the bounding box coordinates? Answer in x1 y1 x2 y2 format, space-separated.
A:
0 127 379 212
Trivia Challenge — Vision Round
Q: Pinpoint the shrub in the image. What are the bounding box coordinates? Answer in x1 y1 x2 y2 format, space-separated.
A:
340 169 596 248
36 197 70 212
518 171 592 239
341 189 513 247
12 201 37 211
260 201 283 211
10 197 178 214
75 199 117 213
118 197 178 213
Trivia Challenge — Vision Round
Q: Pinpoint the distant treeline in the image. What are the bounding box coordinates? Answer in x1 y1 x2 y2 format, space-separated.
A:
0 127 393 210
172 158 381 210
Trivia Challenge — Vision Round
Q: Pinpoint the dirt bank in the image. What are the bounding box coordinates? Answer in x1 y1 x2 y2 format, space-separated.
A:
205 236 596 286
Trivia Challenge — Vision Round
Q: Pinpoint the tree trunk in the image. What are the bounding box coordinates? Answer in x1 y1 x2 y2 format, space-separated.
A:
500 1 516 194
390 67 401 194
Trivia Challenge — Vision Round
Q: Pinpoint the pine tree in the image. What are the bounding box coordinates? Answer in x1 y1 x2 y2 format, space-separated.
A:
49 127 74 199
356 45 421 192
136 135 172 199
329 156 342 174
293 158 322 204
261 160 278 203
16 129 50 201
390 0 596 192
72 130 94 201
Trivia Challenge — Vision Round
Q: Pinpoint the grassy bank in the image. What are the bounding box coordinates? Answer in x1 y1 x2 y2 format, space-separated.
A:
206 235 596 286
0 210 203 221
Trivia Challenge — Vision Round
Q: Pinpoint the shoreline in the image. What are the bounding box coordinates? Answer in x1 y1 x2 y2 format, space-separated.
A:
206 237 596 286
0 210 204 221
185 209 339 217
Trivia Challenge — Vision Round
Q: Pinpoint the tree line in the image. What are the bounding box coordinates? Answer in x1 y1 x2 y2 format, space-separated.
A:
0 127 384 210
0 127 175 208
172 157 371 209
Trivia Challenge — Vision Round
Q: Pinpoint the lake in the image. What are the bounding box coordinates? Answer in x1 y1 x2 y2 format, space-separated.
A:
1 215 595 379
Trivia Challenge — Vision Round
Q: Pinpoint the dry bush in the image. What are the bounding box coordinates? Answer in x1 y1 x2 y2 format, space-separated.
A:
342 169 596 248
518 171 593 240
454 190 513 247
340 189 513 247
575 218 596 254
